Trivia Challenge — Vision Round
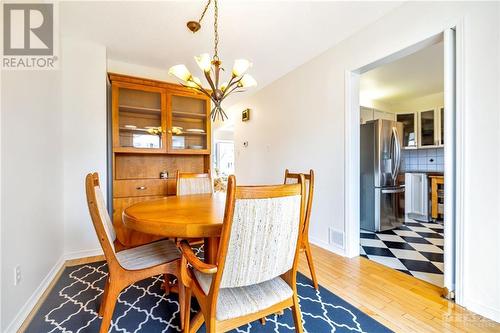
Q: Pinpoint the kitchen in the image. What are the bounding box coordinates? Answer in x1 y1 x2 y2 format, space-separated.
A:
359 41 446 287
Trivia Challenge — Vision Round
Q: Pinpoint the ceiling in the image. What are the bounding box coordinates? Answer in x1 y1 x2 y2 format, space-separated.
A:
360 41 444 105
61 1 402 105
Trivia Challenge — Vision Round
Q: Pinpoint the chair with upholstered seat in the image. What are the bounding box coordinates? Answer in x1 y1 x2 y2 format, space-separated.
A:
176 171 213 196
85 173 185 333
284 169 318 289
176 171 213 247
179 175 306 333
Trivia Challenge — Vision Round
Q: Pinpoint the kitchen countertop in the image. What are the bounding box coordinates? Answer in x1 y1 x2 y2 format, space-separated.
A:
402 171 444 176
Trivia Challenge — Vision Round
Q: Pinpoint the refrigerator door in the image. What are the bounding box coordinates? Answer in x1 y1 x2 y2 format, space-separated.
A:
374 120 403 187
374 186 405 232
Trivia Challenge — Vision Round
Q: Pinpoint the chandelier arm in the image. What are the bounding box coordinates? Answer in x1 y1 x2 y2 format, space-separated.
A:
225 76 244 91
214 62 220 89
221 77 244 99
190 79 211 94
181 83 212 99
220 86 242 101
225 75 236 89
203 71 217 93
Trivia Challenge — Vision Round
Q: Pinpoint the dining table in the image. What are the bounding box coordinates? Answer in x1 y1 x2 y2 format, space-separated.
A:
122 192 227 264
123 192 227 332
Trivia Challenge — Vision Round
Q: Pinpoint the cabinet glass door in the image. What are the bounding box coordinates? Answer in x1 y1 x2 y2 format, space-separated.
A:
116 87 164 150
396 113 417 148
169 94 210 153
419 110 435 147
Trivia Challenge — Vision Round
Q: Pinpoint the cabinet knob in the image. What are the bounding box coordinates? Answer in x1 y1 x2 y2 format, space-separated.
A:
136 186 147 190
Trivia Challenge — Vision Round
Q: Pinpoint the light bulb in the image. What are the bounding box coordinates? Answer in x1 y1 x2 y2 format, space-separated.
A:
239 74 257 88
232 59 252 77
168 65 192 81
194 53 212 72
220 81 228 91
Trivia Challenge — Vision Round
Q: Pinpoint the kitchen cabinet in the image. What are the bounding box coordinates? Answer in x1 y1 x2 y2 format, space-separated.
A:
396 112 417 148
396 107 444 149
419 109 436 147
360 106 395 124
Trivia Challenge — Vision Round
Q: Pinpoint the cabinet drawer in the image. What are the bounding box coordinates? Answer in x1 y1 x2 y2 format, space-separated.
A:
114 179 168 198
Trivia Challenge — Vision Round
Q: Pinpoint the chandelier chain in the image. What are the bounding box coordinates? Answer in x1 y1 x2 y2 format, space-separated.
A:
213 0 219 59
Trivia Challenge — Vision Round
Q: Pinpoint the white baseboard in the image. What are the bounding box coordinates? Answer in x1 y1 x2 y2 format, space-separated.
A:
309 236 346 257
64 248 103 261
4 256 65 333
464 298 500 324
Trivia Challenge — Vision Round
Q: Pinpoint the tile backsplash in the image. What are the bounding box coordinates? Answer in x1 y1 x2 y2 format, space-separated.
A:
400 148 444 172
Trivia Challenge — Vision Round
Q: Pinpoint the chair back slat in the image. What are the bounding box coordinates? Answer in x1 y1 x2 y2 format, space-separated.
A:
85 173 117 261
176 171 213 195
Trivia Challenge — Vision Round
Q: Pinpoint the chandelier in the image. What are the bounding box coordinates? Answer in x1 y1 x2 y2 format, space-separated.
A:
168 0 257 121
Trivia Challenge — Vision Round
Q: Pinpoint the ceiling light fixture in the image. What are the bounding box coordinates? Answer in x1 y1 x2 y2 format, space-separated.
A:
168 0 257 121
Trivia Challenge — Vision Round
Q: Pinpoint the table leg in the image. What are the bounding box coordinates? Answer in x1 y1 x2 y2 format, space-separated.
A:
204 237 219 264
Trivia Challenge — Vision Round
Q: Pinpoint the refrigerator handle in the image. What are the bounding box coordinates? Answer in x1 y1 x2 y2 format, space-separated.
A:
391 127 402 181
382 187 405 194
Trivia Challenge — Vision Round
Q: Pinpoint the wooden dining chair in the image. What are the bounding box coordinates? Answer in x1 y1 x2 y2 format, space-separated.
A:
179 174 306 333
85 173 186 333
284 169 318 289
176 171 213 196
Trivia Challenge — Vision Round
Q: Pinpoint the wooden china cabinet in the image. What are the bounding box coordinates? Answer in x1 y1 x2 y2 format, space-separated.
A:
109 73 211 249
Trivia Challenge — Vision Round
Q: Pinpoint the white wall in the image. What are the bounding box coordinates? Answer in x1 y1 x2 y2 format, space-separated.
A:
359 98 394 112
230 1 500 322
1 71 64 331
62 38 107 256
214 130 234 142
107 59 173 83
391 91 444 113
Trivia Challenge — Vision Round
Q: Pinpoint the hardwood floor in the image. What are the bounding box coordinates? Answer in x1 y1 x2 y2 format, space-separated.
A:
298 244 500 333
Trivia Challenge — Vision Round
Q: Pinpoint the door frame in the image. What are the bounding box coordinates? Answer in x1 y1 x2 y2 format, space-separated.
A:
344 21 465 304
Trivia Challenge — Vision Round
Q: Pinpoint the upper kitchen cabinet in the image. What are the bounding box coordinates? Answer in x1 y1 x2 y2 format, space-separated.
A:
112 82 167 153
396 107 444 149
168 92 211 154
396 112 417 148
419 109 436 147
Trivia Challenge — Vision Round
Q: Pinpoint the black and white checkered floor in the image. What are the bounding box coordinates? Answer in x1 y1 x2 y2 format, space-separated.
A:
360 220 444 287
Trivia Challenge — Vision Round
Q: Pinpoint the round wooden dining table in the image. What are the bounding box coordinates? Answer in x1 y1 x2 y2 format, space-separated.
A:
122 192 226 264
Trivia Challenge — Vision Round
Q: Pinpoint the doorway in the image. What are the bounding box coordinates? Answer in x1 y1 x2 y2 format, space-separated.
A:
344 28 463 300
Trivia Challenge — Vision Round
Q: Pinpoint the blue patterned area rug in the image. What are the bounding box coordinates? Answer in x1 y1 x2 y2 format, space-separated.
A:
25 261 393 333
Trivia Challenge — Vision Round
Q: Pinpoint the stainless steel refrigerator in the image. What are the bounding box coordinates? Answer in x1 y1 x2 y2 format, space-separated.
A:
360 119 404 232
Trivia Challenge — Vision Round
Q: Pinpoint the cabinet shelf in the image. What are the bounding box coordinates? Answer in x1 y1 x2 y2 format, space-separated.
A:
119 105 161 114
172 110 206 119
119 127 160 133
173 132 207 136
